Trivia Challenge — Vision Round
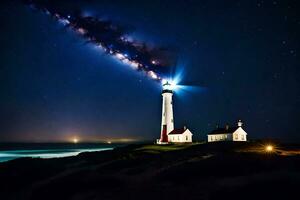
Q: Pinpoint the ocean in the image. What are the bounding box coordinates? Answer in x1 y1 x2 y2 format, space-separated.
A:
0 143 119 163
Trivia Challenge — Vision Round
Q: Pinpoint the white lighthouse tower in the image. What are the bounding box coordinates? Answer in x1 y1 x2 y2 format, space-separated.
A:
158 81 174 144
156 80 193 144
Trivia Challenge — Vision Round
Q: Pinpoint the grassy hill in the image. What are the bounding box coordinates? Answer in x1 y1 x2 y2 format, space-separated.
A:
0 142 300 200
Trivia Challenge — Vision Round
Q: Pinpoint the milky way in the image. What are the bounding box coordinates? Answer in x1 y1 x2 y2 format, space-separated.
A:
22 0 176 82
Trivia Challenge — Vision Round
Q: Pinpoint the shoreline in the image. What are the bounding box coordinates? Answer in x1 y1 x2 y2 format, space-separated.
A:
0 146 115 163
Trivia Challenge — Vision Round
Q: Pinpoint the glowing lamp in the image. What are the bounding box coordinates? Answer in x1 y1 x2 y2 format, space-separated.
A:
162 80 178 91
265 145 273 152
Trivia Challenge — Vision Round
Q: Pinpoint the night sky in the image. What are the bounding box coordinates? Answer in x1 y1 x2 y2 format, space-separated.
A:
0 0 299 142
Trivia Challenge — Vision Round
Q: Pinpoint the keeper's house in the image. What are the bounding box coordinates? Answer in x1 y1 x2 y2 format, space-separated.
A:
207 120 247 142
168 126 193 143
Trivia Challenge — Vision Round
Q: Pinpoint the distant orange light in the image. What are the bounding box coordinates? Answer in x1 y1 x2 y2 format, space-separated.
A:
73 138 79 144
265 145 273 152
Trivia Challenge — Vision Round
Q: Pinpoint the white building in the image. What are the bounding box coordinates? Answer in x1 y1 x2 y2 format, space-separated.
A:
157 81 193 144
168 127 193 143
207 120 247 142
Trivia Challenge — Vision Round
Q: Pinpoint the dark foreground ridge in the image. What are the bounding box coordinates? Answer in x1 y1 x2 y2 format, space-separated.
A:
1 142 300 200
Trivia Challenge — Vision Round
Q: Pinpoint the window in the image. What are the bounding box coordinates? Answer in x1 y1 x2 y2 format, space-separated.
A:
241 135 244 140
235 134 238 140
186 136 188 141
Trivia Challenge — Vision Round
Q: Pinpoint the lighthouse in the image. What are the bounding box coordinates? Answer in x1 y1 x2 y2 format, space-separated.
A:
159 81 174 143
156 80 194 144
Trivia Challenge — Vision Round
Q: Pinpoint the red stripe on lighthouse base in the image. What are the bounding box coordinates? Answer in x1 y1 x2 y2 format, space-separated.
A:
160 125 168 143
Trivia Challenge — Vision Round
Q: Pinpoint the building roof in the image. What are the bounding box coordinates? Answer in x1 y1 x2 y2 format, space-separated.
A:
208 127 239 135
168 128 186 135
